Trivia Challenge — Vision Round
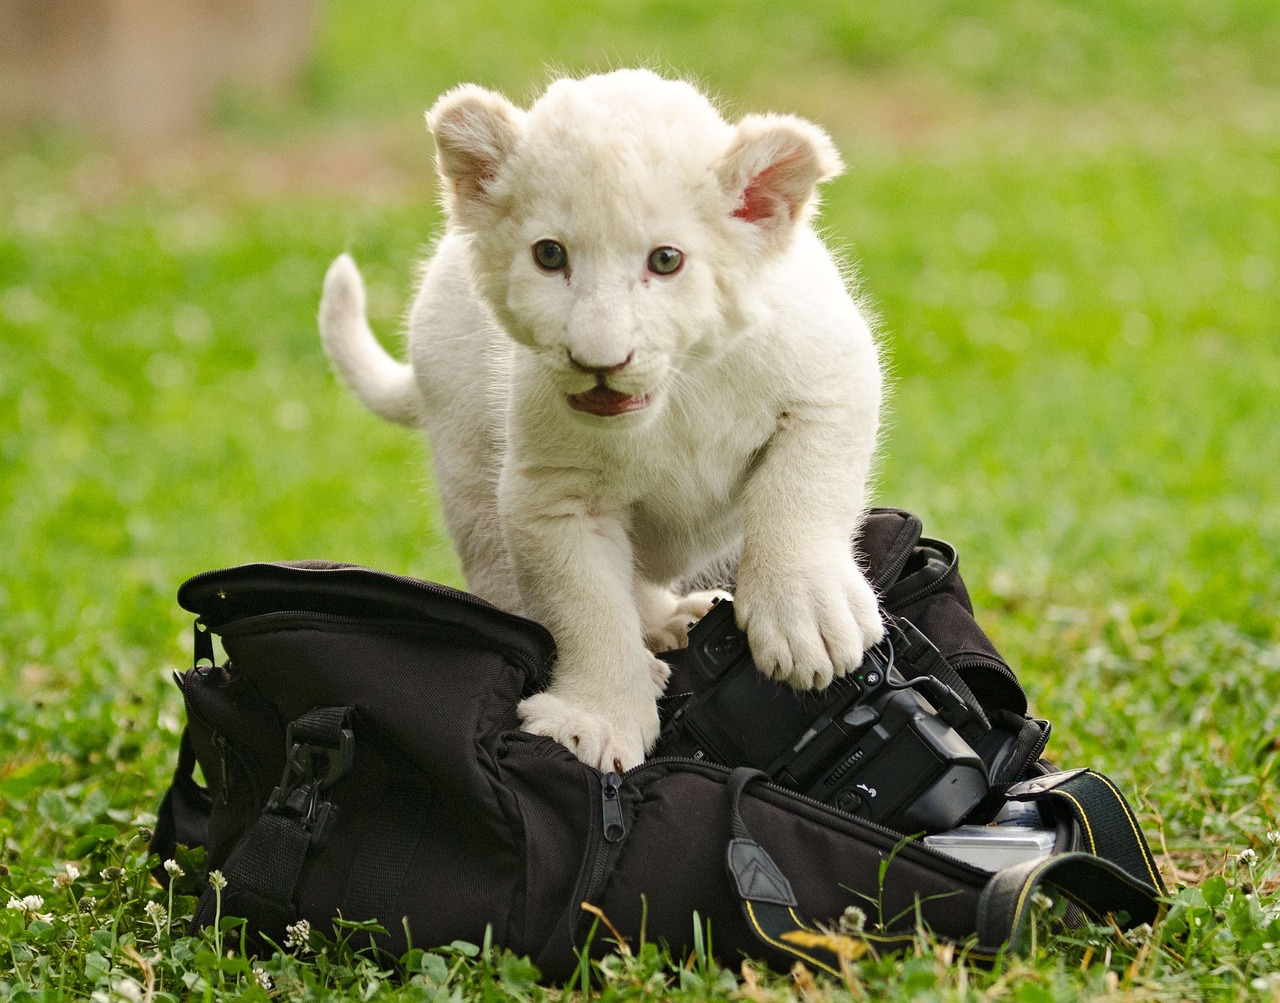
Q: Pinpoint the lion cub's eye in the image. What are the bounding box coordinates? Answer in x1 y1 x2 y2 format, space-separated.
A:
532 240 568 272
647 246 684 276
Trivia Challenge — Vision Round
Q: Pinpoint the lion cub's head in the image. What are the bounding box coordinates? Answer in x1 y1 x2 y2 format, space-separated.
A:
426 69 842 423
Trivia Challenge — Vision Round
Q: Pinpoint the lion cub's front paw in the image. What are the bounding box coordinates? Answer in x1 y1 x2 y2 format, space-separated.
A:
517 689 659 772
736 556 884 691
640 588 733 652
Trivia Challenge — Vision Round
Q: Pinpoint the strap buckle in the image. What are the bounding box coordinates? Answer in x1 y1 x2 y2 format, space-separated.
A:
266 722 354 847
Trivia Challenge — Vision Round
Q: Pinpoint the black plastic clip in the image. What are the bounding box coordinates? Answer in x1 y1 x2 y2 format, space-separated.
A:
266 722 354 848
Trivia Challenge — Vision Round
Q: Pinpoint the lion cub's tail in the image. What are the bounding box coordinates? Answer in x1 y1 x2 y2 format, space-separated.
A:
318 254 421 427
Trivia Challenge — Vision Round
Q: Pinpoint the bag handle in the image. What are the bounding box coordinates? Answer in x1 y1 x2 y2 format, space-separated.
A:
193 706 356 937
722 768 1164 971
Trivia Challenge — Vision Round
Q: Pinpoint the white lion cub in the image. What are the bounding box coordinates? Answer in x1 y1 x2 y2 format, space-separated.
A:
319 70 884 772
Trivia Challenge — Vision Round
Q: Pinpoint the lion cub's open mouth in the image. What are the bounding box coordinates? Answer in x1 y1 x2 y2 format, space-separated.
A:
568 386 653 417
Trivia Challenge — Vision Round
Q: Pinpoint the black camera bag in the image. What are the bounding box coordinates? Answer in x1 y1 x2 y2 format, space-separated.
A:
151 508 1165 978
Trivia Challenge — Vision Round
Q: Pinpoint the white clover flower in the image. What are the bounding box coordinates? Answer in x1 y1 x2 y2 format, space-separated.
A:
1266 830 1280 847
208 869 227 892
7 894 51 921
164 859 185 878
254 968 275 991
144 900 167 929
1238 847 1259 866
90 985 144 1003
837 905 867 935
1030 890 1054 911
284 918 312 952
99 866 124 882
55 863 81 889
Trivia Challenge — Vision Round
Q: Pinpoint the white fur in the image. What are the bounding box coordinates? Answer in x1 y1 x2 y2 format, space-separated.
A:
319 70 884 772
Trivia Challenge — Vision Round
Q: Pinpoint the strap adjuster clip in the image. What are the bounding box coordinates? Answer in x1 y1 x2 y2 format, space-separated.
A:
266 723 355 847
1005 768 1088 799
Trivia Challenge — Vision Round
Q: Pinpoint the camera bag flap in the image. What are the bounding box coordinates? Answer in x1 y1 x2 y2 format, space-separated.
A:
152 515 1165 979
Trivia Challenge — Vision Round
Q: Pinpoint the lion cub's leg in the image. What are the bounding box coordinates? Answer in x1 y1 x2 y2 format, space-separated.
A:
636 582 732 655
505 474 676 772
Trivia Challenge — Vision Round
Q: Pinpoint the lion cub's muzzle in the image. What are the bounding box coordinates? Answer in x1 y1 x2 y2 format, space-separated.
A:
565 350 655 417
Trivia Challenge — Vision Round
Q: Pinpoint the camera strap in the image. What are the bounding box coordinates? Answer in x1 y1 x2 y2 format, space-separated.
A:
1005 768 1166 895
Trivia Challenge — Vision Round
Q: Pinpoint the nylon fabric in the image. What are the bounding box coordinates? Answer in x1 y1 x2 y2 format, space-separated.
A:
149 507 1166 980
224 812 311 919
339 783 434 937
975 852 1164 951
151 730 211 888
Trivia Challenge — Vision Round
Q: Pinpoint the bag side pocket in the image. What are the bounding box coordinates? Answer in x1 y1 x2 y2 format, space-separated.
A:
181 664 287 871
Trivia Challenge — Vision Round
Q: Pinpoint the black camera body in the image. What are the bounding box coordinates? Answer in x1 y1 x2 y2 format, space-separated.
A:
656 599 989 834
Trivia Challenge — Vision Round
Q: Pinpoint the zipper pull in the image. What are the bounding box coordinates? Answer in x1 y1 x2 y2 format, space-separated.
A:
194 618 215 669
213 733 231 805
601 771 626 842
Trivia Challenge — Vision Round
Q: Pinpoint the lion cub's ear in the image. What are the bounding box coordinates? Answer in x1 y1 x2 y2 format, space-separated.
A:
716 114 844 241
426 85 525 227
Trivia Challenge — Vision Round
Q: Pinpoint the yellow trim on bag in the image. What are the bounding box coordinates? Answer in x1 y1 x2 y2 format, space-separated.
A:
744 900 841 977
1012 857 1059 930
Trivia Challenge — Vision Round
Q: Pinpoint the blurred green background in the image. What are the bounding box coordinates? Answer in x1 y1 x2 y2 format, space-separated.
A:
2 0 1278 867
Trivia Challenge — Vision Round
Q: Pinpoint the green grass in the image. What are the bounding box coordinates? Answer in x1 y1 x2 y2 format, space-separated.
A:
2 0 1279 998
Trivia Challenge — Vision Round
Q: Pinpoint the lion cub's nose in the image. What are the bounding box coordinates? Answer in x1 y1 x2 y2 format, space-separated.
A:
568 351 634 377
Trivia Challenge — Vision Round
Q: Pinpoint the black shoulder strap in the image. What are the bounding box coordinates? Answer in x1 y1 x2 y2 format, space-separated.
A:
722 769 859 976
722 768 1164 971
976 853 1163 951
150 726 212 885
724 768 962 973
